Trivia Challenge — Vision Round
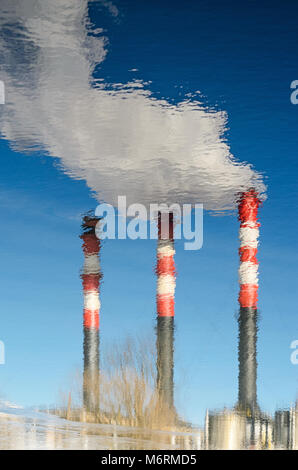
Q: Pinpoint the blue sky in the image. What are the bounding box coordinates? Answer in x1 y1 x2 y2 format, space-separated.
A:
0 0 298 425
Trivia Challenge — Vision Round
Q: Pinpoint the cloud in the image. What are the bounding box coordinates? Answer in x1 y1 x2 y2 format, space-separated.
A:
0 0 266 214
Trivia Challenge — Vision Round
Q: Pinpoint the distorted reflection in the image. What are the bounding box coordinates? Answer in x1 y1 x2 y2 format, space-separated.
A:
0 404 297 450
2 0 295 453
0 0 265 211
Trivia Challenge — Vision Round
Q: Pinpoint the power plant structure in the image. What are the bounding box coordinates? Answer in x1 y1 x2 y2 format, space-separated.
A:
237 189 260 415
76 202 298 451
156 211 176 410
80 215 102 413
274 405 298 450
204 404 298 450
205 189 267 449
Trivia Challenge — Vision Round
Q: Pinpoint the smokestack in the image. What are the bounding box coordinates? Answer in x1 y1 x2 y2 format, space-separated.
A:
80 216 102 413
156 212 175 409
237 190 261 414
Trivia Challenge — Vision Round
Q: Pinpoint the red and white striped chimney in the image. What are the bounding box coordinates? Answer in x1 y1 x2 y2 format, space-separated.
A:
156 212 175 408
238 190 260 309
156 212 175 318
80 216 102 413
237 189 261 412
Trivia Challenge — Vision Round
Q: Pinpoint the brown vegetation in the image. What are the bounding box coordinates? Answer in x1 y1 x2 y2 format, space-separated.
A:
55 336 179 430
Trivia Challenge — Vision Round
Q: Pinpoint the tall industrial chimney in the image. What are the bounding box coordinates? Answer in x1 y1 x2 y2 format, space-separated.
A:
80 216 101 413
156 212 175 409
237 190 261 414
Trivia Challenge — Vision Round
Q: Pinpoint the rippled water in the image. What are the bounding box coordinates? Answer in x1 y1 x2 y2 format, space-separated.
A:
0 0 266 211
0 406 202 450
0 0 297 450
0 405 297 450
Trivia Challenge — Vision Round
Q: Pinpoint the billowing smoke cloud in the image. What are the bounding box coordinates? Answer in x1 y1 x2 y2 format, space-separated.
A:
0 0 266 213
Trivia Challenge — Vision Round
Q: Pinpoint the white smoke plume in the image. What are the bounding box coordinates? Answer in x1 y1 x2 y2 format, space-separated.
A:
0 0 266 213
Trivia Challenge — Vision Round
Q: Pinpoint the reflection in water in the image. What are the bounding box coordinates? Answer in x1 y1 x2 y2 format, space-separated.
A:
0 407 203 450
0 405 297 450
274 408 298 450
1 0 291 451
80 215 101 413
207 405 298 450
237 191 260 414
0 0 266 212
156 212 175 409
